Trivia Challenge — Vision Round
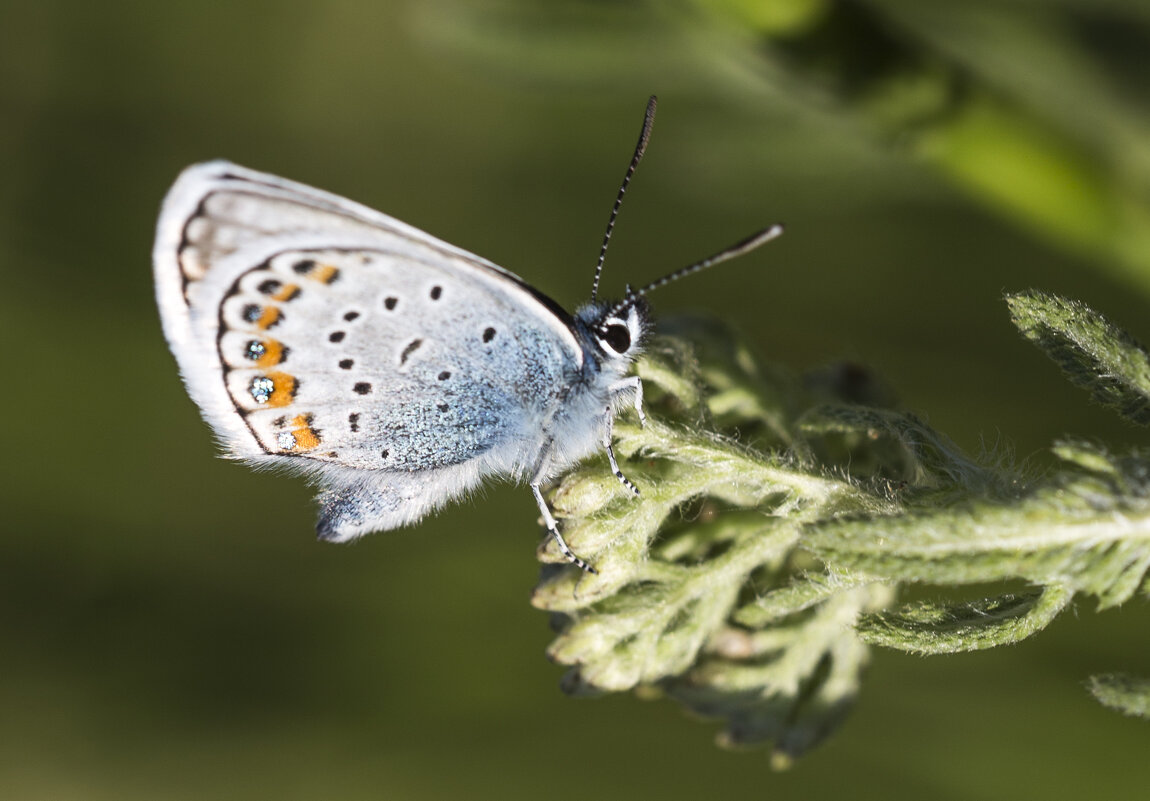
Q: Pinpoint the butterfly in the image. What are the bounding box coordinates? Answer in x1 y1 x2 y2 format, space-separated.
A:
153 96 782 573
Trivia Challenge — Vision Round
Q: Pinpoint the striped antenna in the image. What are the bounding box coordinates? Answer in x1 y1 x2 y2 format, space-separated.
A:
598 224 785 327
590 95 658 303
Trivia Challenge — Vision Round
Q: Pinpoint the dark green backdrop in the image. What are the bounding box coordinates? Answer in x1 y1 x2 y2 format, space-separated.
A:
2 1 1149 798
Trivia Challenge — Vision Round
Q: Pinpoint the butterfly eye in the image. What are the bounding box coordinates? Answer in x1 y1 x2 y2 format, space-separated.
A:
601 323 631 354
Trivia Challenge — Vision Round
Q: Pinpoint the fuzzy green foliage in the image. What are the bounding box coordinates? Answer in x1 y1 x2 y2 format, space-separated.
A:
532 295 1150 764
1007 290 1150 424
695 0 1150 294
1088 674 1150 719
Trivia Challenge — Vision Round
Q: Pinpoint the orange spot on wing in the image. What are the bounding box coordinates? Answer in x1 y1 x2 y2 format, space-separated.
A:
255 339 285 367
273 283 301 302
256 307 282 330
265 371 296 407
310 264 340 284
289 414 321 450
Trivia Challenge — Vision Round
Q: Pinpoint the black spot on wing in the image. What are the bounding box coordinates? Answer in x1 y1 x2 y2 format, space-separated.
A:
400 338 422 365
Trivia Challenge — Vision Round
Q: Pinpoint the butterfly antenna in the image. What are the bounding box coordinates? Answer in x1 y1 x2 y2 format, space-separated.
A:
590 95 658 304
600 224 784 324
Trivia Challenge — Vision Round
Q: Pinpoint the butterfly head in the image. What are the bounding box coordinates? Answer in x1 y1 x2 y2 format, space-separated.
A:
574 290 650 367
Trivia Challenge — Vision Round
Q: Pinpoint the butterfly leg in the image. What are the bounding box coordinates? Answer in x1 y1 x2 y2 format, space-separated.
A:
604 376 643 496
603 423 640 497
611 375 645 426
531 482 597 574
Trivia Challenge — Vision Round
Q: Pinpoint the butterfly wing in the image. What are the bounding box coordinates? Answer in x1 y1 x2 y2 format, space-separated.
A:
154 161 586 538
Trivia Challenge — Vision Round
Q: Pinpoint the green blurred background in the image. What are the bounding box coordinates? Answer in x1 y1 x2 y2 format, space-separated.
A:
3 0 1150 798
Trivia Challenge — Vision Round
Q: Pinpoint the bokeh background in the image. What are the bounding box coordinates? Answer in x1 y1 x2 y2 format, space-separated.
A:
3 1 1150 798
